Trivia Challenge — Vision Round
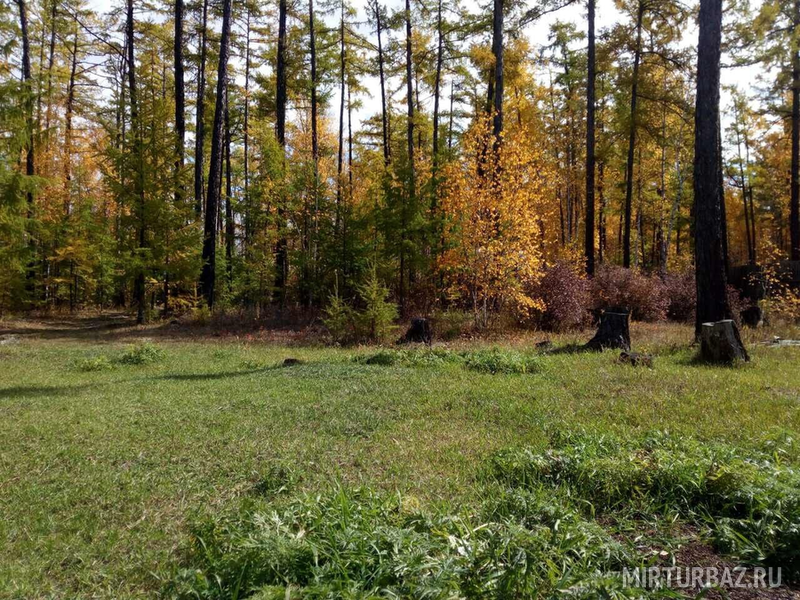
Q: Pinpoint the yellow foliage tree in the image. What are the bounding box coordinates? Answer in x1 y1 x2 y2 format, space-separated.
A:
439 117 554 326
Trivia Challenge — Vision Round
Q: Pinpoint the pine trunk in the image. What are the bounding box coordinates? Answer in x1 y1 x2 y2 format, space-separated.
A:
791 0 800 260
623 2 643 268
199 0 232 308
194 0 209 217
585 0 596 275
174 0 185 206
274 0 289 308
693 0 737 340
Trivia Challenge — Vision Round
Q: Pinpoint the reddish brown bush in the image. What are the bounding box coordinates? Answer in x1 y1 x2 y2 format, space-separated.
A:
663 271 696 322
532 261 591 331
590 265 669 322
662 268 748 325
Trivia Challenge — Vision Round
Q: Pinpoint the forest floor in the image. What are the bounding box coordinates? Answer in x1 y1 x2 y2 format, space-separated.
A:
1 314 800 599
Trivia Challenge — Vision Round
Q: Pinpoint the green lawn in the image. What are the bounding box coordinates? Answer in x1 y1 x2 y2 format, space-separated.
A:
1 317 799 598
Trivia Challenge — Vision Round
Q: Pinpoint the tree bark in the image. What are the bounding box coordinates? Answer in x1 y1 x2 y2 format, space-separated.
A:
432 0 444 169
791 0 800 259
224 88 234 290
16 0 35 204
64 27 78 215
199 0 232 308
623 1 644 268
585 0 596 275
194 0 209 217
44 0 57 134
174 0 185 207
694 0 735 338
274 0 289 308
337 1 345 241
243 8 251 255
308 0 319 305
126 0 147 324
375 1 390 165
401 0 415 313
490 0 504 146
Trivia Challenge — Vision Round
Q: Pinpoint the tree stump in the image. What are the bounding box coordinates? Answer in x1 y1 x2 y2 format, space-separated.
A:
700 320 749 363
400 318 433 345
584 310 631 351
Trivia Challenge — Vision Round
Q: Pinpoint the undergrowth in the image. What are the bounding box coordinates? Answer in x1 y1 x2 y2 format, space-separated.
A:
73 341 166 371
169 430 800 599
488 430 800 580
353 347 542 375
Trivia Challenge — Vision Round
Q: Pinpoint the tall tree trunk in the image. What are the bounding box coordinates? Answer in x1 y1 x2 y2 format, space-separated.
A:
194 0 209 217
375 2 391 165
401 0 415 313
126 0 147 324
585 0 596 275
224 89 234 290
490 0 504 147
734 105 753 263
274 0 289 308
791 0 800 259
432 0 444 169
243 8 251 255
623 1 644 268
694 0 733 335
64 27 78 216
337 1 345 241
16 0 35 206
448 79 455 149
743 126 757 260
174 0 185 207
199 0 232 308
309 0 319 305
44 0 57 134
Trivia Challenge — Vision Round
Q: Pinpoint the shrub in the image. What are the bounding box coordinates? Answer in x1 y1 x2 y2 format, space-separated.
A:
322 291 356 345
323 270 398 345
590 265 668 321
355 269 398 344
116 341 165 365
662 271 695 322
662 269 748 324
431 309 473 340
531 261 591 331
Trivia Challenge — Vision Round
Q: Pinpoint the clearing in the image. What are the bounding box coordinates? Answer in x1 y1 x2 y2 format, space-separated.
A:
1 315 799 599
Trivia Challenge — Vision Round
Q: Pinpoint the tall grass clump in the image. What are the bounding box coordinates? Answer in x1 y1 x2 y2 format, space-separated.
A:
353 347 541 375
117 341 165 365
488 430 800 580
170 485 653 600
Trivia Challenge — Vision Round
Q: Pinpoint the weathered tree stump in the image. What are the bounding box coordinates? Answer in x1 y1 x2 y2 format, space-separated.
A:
400 318 433 345
700 320 749 363
584 310 631 351
619 351 653 368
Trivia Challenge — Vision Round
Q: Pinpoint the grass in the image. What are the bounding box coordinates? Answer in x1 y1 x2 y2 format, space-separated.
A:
0 317 799 598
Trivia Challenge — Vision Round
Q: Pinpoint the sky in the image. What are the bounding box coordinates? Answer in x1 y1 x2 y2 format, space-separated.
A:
84 0 762 142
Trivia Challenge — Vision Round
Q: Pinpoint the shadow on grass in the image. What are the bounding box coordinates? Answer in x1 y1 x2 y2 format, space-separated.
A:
0 384 94 400
151 365 284 382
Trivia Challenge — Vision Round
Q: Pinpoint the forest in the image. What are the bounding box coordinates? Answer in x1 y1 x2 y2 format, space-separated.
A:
6 1 800 596
2 0 799 335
